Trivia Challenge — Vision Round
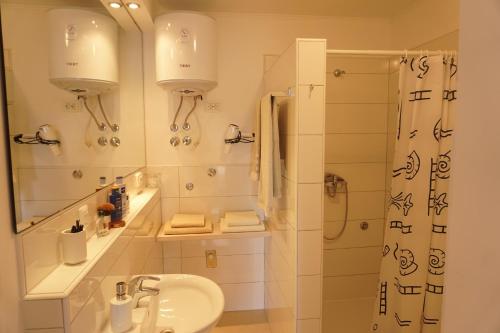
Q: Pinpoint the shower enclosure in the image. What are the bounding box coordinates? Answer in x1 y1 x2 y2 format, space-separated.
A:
262 40 454 333
322 54 397 332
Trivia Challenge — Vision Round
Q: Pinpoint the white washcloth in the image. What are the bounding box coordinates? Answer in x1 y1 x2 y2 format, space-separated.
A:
257 93 283 216
164 220 213 235
220 218 266 233
170 214 205 228
225 211 260 226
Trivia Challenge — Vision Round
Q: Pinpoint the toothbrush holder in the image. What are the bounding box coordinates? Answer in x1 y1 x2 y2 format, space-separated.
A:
61 227 87 265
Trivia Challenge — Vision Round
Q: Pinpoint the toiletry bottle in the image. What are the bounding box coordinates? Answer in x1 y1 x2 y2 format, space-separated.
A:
96 209 109 237
110 282 132 333
96 176 107 192
115 176 129 215
108 184 123 228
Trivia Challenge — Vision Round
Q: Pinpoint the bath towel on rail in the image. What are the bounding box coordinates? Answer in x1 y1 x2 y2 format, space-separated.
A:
252 92 284 216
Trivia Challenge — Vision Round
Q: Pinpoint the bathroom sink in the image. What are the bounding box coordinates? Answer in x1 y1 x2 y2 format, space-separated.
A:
138 274 225 333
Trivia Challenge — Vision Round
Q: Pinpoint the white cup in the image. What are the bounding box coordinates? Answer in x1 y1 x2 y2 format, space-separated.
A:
61 227 87 265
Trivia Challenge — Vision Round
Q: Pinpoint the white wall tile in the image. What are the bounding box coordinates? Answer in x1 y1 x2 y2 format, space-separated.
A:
322 298 375 333
298 40 326 85
325 134 387 163
324 191 386 221
298 230 322 276
297 275 321 319
326 74 388 104
297 183 323 230
179 196 257 221
162 241 181 258
323 247 382 276
325 163 386 192
326 56 389 74
297 135 323 183
181 238 264 257
179 165 257 197
298 85 325 135
220 282 265 311
325 103 388 134
323 219 384 249
181 254 264 284
147 166 179 198
297 318 321 333
22 299 63 329
163 258 182 274
323 273 379 301
161 197 180 223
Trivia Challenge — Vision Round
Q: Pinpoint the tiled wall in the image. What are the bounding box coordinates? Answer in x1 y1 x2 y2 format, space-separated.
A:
263 42 298 333
162 238 265 311
263 39 327 333
322 56 390 333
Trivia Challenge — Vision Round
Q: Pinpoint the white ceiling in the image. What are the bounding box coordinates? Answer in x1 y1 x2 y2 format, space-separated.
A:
155 0 417 17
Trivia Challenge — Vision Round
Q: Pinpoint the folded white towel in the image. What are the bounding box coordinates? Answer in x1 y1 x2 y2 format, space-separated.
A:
164 220 213 235
170 214 205 228
225 211 260 226
220 218 266 233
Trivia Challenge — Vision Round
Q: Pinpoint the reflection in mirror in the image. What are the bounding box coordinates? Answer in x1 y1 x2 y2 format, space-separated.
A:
1 0 145 232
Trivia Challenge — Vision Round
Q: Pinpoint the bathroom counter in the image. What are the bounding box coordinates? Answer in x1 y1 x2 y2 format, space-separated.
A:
24 188 160 300
156 222 271 242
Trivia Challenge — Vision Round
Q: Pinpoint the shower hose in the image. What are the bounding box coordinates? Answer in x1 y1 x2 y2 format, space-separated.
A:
323 182 348 241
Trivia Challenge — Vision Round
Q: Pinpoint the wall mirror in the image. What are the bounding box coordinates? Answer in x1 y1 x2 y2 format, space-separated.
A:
0 0 146 233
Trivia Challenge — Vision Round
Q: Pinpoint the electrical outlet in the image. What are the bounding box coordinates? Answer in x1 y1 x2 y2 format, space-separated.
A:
205 102 219 113
205 250 217 268
65 101 81 113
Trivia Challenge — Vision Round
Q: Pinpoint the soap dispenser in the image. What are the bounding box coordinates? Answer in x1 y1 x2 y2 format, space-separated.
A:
110 281 132 332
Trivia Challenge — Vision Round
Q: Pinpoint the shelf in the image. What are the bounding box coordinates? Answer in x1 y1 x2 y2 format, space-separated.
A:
25 188 160 300
156 222 271 242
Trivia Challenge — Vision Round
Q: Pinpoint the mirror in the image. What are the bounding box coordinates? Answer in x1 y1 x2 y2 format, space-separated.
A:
0 0 146 233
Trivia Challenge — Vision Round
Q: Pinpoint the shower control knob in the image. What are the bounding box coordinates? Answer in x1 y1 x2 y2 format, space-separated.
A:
360 221 369 230
170 123 179 132
185 183 194 191
110 136 120 147
98 136 108 146
182 136 192 146
170 136 180 147
72 169 83 179
182 122 191 131
207 168 217 177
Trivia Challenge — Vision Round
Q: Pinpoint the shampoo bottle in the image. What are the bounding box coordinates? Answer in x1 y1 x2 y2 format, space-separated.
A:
110 282 132 333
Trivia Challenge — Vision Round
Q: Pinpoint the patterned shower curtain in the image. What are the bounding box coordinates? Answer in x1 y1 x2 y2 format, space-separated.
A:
372 54 457 333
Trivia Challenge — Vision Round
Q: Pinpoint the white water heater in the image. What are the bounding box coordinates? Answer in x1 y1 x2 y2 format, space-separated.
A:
155 12 217 94
48 9 119 96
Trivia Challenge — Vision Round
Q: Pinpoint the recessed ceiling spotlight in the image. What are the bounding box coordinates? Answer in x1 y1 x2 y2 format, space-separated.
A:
127 2 140 9
109 2 122 9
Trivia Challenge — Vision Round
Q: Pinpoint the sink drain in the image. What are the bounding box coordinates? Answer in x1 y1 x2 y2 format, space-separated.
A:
159 328 175 333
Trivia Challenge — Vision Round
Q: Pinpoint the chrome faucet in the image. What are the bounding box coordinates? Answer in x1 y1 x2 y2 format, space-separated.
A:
127 275 160 307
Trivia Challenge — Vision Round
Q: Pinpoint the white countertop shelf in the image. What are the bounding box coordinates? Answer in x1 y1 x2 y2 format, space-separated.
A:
156 223 271 242
25 188 160 301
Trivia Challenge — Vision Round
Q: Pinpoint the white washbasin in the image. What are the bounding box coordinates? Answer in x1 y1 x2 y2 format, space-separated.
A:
139 274 225 333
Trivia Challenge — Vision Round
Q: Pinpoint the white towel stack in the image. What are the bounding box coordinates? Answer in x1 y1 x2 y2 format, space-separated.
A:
220 211 265 233
164 214 212 235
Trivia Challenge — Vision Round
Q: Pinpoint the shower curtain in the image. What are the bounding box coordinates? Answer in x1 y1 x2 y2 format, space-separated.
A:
372 54 457 333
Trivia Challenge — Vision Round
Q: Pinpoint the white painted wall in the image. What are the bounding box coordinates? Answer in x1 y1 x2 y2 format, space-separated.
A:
442 0 500 332
390 0 459 49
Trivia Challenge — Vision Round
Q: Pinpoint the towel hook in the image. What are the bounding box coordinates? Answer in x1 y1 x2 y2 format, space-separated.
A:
309 84 315 98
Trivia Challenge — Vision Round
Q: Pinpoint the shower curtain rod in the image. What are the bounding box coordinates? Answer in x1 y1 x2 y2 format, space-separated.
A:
326 49 456 56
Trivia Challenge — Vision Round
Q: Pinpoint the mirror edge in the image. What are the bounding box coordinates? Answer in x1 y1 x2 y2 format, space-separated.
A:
0 11 19 234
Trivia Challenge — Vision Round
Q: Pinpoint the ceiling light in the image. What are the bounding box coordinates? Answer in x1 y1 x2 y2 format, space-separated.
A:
127 2 140 9
109 2 122 8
